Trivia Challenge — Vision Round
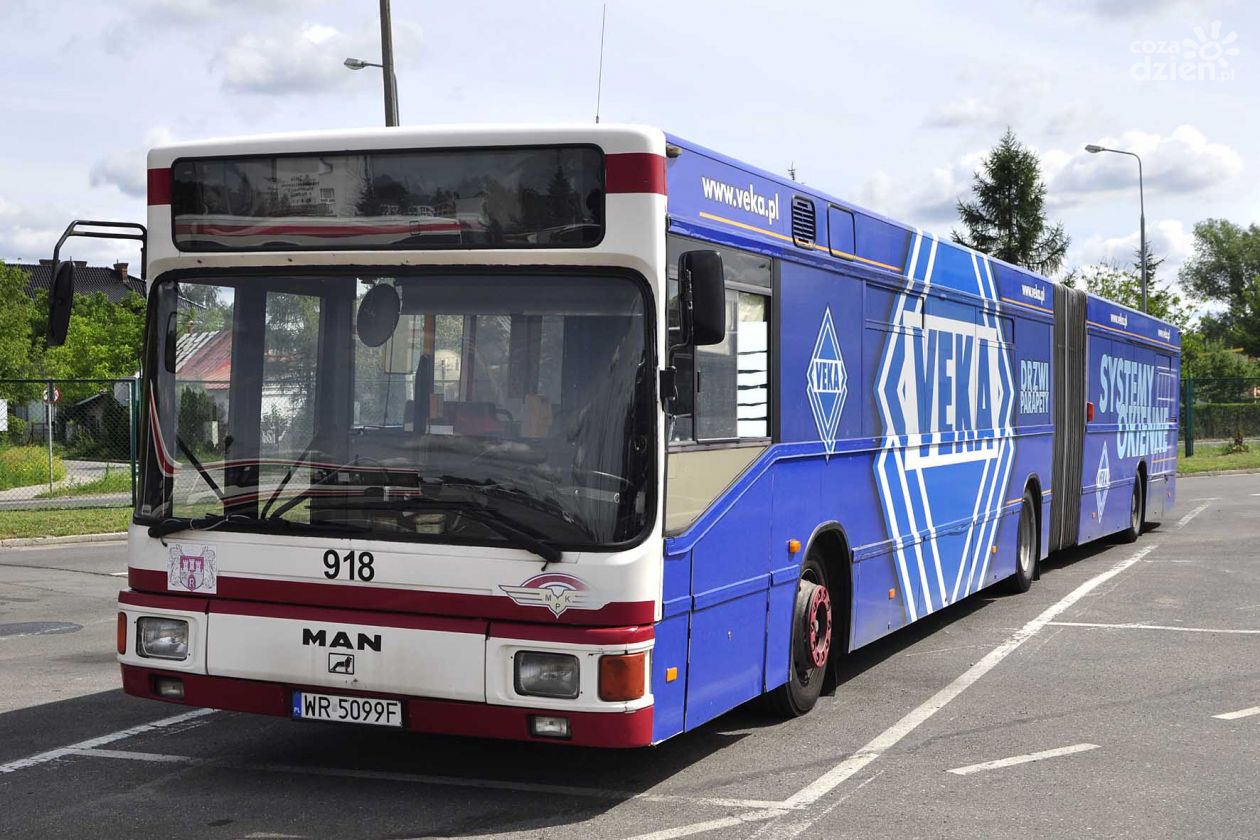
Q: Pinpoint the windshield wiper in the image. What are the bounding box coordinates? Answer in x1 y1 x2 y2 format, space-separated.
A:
148 512 369 540
321 496 562 564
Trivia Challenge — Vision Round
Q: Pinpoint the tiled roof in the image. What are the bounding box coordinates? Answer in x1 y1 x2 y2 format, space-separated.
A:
13 260 144 304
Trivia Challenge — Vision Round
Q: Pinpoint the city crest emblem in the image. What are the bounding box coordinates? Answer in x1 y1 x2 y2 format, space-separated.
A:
167 543 218 594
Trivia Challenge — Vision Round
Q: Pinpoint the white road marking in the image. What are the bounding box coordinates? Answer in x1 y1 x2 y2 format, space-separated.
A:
1213 706 1260 721
747 774 881 840
946 743 1099 776
108 571 128 576
1049 621 1260 635
1174 502 1210 530
0 708 215 774
621 810 785 840
1187 497 1221 502
782 543 1157 809
63 746 789 811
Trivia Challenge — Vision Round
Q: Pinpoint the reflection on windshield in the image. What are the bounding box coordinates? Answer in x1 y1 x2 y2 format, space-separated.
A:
140 272 652 549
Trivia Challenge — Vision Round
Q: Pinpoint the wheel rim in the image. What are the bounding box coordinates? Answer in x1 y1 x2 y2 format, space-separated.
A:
794 576 832 681
1019 504 1035 577
1131 483 1141 531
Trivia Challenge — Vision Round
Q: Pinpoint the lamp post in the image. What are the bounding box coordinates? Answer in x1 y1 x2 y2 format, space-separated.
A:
1085 143 1146 313
344 0 399 126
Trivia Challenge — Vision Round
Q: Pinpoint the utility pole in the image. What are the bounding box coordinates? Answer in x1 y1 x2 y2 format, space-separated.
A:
380 0 399 126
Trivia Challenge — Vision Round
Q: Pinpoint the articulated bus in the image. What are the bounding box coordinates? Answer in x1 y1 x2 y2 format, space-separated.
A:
85 124 1177 747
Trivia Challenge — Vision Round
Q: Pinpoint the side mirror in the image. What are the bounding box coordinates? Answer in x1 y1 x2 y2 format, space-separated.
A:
679 250 726 347
46 260 76 347
357 283 401 347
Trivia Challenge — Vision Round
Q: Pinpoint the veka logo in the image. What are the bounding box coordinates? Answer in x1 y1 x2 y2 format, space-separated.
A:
500 573 602 617
301 628 382 652
806 307 847 457
873 240 1015 623
1096 443 1111 514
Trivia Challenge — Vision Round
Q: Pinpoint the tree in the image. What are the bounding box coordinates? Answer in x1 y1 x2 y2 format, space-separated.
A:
953 129 1070 275
1062 260 1191 330
40 291 146 402
0 263 40 405
1179 219 1260 357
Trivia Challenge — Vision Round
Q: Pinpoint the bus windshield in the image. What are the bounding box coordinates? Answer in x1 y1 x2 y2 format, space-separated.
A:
139 271 653 549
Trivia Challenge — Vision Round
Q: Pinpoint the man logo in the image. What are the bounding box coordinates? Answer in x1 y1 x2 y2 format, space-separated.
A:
328 653 354 675
806 307 848 457
500 573 605 617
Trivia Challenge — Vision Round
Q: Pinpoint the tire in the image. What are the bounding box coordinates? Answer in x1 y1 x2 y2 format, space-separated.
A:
768 554 833 718
1006 491 1037 594
1118 477 1144 543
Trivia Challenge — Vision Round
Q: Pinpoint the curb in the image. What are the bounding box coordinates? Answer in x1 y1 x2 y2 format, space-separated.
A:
0 531 128 549
1177 467 1260 478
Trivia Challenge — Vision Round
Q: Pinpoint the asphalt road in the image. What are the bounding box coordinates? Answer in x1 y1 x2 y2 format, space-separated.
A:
1 473 1257 839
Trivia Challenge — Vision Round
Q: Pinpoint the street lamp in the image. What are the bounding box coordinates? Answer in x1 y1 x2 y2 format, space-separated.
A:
1085 143 1147 313
343 0 399 126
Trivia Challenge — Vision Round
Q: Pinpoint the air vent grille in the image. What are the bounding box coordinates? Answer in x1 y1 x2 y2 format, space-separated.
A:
791 196 816 248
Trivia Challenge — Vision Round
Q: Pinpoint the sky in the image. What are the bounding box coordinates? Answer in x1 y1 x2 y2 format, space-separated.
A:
1 0 1256 289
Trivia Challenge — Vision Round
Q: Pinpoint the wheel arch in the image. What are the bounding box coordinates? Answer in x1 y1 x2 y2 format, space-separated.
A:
801 520 853 695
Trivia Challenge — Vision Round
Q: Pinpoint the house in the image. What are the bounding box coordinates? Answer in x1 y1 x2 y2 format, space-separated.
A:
16 260 144 303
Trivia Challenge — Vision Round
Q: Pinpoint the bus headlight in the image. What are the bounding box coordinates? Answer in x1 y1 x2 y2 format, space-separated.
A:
514 652 579 699
136 617 189 661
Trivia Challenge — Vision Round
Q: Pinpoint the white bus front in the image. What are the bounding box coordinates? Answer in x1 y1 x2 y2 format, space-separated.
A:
116 126 670 747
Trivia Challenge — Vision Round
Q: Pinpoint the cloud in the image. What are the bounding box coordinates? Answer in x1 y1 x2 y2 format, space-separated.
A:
1042 102 1096 137
923 97 1004 129
0 195 138 265
860 151 986 227
1051 125 1243 199
1074 218 1195 273
90 128 176 198
217 20 423 95
123 0 298 27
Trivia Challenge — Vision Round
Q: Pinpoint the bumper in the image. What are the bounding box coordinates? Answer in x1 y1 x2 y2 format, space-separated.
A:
121 664 654 748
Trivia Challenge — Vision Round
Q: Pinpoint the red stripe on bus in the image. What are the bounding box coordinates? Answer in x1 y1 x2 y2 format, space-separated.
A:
489 621 654 645
209 598 485 635
148 168 171 206
173 222 463 236
605 153 666 195
119 590 209 612
128 568 655 626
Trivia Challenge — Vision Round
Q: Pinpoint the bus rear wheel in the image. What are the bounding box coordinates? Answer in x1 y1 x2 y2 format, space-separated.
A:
1006 491 1037 594
1118 477 1144 543
769 554 832 717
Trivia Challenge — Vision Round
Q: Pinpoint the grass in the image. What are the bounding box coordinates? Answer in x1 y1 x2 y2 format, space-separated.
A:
0 446 66 490
0 507 132 540
35 467 132 499
1177 441 1260 474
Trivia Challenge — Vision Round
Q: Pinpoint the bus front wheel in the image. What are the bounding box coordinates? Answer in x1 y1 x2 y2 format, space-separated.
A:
769 554 832 717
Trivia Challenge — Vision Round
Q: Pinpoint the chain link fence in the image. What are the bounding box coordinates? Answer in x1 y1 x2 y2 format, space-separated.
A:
1182 377 1260 457
0 378 138 510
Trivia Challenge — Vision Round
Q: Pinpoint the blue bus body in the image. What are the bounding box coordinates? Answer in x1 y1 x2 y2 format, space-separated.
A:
651 134 1180 742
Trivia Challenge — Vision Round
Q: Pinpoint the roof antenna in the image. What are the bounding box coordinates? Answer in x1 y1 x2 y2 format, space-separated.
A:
788 162 797 181
595 3 607 123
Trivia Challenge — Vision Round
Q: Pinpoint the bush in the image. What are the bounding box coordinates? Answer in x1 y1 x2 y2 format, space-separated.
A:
1194 402 1260 442
0 446 66 490
3 414 26 448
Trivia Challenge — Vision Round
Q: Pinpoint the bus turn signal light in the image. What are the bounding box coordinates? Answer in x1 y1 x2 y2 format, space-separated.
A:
599 653 647 702
116 612 126 655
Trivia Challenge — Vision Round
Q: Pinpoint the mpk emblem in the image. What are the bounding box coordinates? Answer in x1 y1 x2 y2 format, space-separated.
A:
500 573 603 617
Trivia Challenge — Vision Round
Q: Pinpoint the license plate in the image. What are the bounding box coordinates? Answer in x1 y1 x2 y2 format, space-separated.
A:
292 691 403 727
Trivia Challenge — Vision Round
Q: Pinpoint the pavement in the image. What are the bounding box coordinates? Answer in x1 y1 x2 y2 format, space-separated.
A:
0 472 1257 839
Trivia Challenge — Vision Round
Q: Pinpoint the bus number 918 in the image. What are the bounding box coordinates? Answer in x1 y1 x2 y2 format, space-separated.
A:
322 549 375 582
